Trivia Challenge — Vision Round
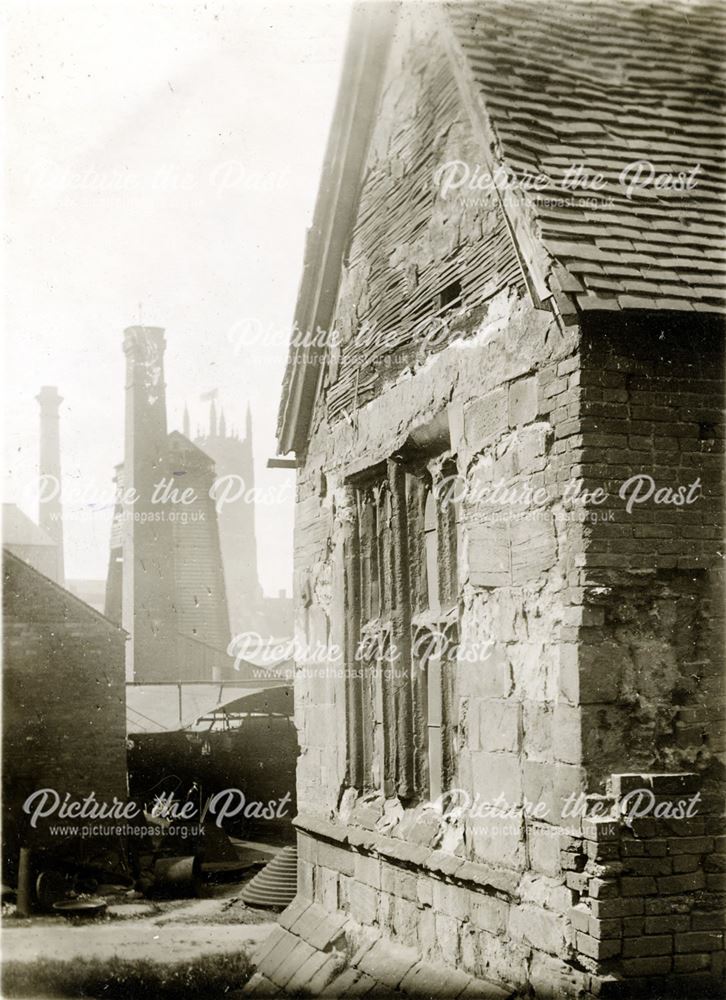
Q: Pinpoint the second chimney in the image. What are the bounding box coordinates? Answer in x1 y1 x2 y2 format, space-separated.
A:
36 386 64 585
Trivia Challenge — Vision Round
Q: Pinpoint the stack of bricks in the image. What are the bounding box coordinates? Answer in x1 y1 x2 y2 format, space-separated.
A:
562 772 724 995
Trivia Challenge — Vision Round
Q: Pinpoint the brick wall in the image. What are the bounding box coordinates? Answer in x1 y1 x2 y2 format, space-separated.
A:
563 772 724 992
3 553 128 873
569 314 725 796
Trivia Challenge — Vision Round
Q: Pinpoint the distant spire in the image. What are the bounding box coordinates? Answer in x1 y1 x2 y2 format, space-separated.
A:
209 399 217 438
183 403 190 438
245 401 253 441
219 407 227 438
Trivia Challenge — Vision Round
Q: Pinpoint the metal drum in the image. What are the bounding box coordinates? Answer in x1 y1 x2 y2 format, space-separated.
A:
152 855 202 897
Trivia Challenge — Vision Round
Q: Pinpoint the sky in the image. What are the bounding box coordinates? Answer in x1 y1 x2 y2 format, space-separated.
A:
3 0 352 597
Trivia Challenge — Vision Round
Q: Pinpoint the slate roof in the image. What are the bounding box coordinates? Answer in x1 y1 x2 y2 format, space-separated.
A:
3 547 124 631
447 0 726 314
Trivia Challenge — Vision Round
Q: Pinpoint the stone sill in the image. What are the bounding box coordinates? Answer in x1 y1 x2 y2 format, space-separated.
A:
293 811 520 896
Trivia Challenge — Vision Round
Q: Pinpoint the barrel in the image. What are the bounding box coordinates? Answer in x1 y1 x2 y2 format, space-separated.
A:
152 855 202 897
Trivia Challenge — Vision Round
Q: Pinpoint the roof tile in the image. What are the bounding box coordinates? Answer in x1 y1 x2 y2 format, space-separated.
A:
449 0 726 313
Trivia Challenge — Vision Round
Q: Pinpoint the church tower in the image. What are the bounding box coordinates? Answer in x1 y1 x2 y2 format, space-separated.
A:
195 400 262 637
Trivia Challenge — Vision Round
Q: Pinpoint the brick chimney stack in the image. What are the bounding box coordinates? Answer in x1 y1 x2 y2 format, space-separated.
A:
36 386 64 585
122 326 176 683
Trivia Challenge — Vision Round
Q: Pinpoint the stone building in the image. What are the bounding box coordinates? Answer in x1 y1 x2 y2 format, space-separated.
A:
251 2 725 997
2 549 128 875
193 402 265 636
192 400 294 641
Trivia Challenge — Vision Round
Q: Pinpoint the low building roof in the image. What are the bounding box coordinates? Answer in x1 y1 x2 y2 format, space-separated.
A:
2 503 56 548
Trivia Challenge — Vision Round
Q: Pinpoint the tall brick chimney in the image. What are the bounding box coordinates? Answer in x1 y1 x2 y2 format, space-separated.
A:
36 386 64 584
122 326 176 683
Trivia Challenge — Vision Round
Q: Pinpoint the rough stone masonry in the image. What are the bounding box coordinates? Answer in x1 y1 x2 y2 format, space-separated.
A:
251 3 726 997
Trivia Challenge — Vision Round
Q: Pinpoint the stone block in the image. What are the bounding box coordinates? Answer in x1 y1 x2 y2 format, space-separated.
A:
416 874 433 907
464 388 508 449
467 524 511 587
434 911 461 962
472 751 523 805
509 376 538 427
477 698 521 753
392 895 419 948
316 865 339 911
469 891 508 935
588 878 619 899
447 401 466 455
297 833 318 864
528 822 562 876
553 703 582 765
349 880 378 925
298 858 314 900
590 898 643 918
380 862 417 902
557 644 580 705
569 904 590 933
522 701 553 760
415 906 436 961
576 932 621 961
354 852 382 889
510 515 556 585
462 644 513 699
510 904 569 956
468 811 526 870
432 880 470 921
317 839 355 876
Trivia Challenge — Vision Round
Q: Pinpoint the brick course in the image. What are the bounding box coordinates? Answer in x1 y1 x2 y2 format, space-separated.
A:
3 550 127 874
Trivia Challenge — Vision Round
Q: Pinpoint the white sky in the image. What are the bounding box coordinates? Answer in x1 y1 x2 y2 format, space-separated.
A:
2 0 352 596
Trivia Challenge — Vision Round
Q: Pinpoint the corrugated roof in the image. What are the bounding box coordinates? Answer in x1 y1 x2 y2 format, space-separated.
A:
447 0 726 313
126 681 292 734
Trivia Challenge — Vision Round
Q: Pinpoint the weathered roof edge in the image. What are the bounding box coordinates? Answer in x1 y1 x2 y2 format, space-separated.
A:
277 3 725 458
276 2 399 458
438 4 578 325
440 3 726 324
3 546 128 634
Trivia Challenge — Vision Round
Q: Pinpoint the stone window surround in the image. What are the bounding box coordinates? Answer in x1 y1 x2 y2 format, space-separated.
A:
343 434 459 807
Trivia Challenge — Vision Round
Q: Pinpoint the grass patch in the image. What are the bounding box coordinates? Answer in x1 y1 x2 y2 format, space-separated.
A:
2 951 252 998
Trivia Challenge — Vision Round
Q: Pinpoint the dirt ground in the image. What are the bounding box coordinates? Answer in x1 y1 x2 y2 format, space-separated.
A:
2 881 277 966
